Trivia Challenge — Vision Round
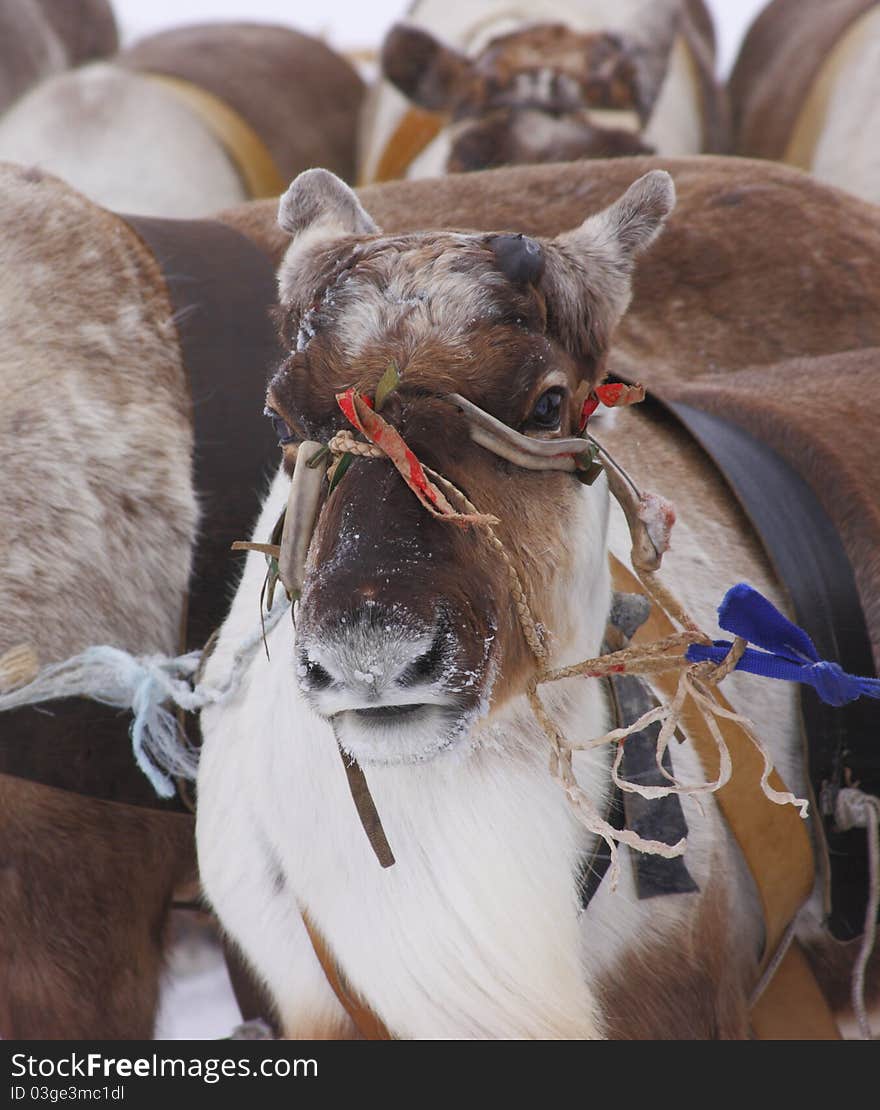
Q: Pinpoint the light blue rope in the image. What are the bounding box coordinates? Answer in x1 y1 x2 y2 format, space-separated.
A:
0 596 292 797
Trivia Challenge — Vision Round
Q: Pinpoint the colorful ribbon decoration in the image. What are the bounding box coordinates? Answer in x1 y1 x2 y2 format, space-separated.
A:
686 582 880 707
579 381 646 431
335 388 495 525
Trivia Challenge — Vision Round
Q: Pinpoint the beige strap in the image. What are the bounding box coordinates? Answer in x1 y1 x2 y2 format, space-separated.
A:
0 643 39 693
609 555 814 967
750 940 841 1039
147 73 285 199
784 7 877 170
366 106 447 184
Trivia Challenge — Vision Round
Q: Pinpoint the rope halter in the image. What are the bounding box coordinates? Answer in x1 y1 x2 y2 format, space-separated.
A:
236 380 817 891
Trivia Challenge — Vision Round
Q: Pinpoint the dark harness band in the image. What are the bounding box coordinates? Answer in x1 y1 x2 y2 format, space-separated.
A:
124 214 282 653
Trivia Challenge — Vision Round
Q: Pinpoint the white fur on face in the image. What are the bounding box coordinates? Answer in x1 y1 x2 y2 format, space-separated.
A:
296 606 486 767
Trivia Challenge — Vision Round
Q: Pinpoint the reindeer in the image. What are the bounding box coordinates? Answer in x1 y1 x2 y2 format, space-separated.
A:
729 0 880 206
359 0 725 182
0 158 292 1037
195 165 880 1038
0 0 118 116
0 162 202 1037
0 23 364 217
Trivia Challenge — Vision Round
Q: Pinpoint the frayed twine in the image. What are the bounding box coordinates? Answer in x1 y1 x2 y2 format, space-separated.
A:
0 595 291 798
525 565 810 891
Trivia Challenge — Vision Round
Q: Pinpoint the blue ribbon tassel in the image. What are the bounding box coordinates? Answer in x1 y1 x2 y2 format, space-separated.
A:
685 582 880 708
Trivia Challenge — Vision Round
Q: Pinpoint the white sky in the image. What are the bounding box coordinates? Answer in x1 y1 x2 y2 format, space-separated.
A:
112 1 768 76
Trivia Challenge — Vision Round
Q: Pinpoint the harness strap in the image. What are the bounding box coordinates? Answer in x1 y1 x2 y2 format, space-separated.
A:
147 74 286 199
0 699 191 813
121 215 281 654
608 669 698 899
364 106 446 184
580 663 698 908
751 939 841 1040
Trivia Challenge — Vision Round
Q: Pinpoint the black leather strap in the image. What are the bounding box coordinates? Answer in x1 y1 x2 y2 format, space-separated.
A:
665 400 880 941
0 217 282 811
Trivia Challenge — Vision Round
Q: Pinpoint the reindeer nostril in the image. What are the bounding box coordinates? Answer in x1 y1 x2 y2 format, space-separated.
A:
299 654 333 690
399 629 446 687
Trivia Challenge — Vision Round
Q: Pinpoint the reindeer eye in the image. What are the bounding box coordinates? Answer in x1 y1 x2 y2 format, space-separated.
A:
527 387 564 430
264 406 297 445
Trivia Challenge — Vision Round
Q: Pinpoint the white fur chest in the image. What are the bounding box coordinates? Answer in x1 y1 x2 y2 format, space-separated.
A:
197 472 615 1039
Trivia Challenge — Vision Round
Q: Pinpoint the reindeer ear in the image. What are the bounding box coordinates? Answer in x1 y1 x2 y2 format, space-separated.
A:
566 168 676 259
278 168 377 238
542 171 675 365
381 23 472 111
277 169 379 307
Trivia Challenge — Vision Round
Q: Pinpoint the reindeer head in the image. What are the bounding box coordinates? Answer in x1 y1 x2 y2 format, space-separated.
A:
265 168 674 766
381 8 681 173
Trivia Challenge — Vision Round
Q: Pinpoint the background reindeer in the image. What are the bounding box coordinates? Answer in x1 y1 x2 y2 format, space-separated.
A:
359 0 726 182
729 0 880 206
0 0 118 115
0 22 364 217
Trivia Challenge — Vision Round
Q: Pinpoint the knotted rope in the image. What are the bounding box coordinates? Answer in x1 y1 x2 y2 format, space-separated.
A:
0 594 291 797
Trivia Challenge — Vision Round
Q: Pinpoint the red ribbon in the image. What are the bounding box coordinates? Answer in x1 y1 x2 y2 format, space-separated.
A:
335 389 496 526
579 382 646 431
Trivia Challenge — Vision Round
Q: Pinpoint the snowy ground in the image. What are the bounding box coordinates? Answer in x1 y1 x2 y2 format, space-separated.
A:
154 912 242 1040
136 0 784 1040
